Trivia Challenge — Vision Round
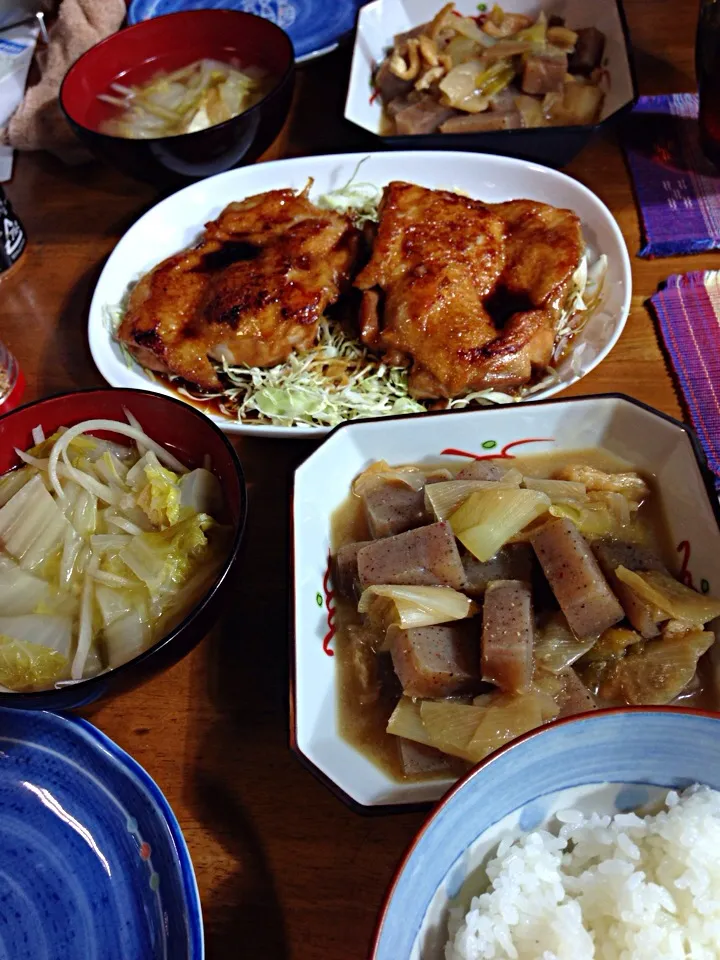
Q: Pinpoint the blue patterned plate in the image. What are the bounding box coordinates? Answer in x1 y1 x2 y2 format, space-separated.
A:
126 0 363 61
0 709 202 960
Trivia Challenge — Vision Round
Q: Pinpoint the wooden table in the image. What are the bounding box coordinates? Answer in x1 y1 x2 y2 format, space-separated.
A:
0 2 713 956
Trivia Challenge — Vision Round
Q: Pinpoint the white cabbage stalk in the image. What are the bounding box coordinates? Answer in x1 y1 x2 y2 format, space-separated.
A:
0 466 34 507
104 610 151 669
95 583 139 628
90 534 132 553
0 614 72 658
425 474 523 520
358 584 475 629
179 468 223 515
450 488 551 562
523 477 587 503
0 474 69 571
0 560 50 615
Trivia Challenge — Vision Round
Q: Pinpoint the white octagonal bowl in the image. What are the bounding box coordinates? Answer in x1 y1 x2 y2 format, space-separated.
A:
346 0 637 167
291 396 720 810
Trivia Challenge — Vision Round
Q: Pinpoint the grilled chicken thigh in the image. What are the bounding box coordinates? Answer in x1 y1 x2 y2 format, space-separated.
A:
355 182 583 399
118 189 360 391
491 199 584 308
355 181 507 398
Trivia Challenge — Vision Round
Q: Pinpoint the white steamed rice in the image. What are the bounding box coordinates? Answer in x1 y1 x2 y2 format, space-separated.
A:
446 786 720 960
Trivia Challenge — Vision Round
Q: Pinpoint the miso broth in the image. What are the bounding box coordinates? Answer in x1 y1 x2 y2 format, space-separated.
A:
330 449 720 784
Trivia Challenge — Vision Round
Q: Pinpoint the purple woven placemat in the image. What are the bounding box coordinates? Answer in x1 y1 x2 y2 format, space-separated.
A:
648 271 720 490
624 94 720 258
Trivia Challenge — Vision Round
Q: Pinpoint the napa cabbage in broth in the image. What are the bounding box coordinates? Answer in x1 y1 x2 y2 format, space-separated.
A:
0 416 229 692
99 59 275 139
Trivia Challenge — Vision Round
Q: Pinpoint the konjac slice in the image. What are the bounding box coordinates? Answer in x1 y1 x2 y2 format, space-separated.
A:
357 521 465 589
531 517 624 638
332 540 372 600
555 667 598 717
461 543 535 598
456 462 517 482
482 579 534 693
593 539 667 638
362 480 429 539
398 738 454 776
388 620 480 698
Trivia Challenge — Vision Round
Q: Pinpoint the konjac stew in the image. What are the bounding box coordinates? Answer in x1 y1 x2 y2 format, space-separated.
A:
330 451 720 783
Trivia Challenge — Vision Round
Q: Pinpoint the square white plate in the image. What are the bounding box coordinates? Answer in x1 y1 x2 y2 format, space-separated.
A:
346 0 636 165
292 396 720 809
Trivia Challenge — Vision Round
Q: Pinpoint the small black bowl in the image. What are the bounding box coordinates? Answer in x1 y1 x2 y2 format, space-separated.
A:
60 9 295 187
0 387 247 709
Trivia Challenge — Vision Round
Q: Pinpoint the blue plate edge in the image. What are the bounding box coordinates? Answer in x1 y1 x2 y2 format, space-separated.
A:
34 708 205 960
124 0 358 61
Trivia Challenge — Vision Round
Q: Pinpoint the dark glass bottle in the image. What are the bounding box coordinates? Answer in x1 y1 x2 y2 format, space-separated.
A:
697 0 720 166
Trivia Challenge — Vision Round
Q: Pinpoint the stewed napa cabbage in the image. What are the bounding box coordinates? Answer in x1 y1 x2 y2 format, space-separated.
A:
0 415 229 691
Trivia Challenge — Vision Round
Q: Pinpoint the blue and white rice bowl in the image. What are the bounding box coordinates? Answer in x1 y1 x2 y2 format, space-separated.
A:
372 708 720 960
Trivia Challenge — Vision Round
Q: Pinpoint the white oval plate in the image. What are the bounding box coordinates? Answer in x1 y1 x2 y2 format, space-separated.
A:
88 151 632 439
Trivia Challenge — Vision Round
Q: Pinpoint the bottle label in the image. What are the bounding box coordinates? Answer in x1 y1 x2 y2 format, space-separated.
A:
0 187 26 273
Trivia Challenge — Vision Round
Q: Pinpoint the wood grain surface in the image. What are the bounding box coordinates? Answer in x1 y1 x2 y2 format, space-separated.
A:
0 2 715 957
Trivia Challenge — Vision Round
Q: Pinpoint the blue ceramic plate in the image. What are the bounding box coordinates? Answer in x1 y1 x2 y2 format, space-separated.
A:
372 709 720 960
126 0 363 61
0 709 202 960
